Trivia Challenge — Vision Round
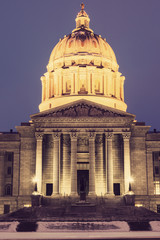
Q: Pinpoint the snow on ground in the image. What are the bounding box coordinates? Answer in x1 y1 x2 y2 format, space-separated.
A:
0 222 18 232
37 221 130 232
150 221 160 231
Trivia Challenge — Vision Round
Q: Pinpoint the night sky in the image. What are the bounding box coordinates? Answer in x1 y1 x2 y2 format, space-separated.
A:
0 0 160 132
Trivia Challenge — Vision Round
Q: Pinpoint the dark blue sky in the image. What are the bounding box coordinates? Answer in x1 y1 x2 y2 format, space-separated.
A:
0 0 160 131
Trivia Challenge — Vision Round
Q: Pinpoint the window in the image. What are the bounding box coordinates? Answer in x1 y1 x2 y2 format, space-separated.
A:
155 166 159 175
153 152 160 183
154 181 160 195
93 40 97 48
7 167 12 175
5 184 12 196
157 204 160 213
4 205 10 214
7 152 13 162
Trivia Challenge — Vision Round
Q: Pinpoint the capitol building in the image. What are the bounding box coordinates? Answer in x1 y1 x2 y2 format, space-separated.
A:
0 4 160 214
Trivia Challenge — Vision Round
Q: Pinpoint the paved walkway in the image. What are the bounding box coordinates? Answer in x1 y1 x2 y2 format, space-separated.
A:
0 232 160 240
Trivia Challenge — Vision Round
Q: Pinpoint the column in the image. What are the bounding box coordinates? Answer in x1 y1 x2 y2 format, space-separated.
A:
106 132 114 195
54 71 59 96
0 151 5 196
71 72 74 95
52 132 60 195
104 71 107 96
107 70 112 96
105 133 108 193
89 132 96 195
146 150 154 195
63 71 67 94
88 71 91 94
70 132 78 196
45 72 49 100
40 76 46 101
122 132 131 193
92 73 95 94
100 73 103 93
35 133 43 193
120 76 125 101
75 72 78 94
59 73 62 96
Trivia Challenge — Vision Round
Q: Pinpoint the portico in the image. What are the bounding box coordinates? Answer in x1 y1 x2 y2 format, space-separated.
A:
33 101 133 197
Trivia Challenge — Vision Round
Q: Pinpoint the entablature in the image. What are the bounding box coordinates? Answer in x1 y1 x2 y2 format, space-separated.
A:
34 127 131 136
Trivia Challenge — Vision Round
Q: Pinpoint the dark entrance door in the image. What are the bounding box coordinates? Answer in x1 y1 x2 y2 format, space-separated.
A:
114 183 120 195
46 183 53 196
77 170 89 200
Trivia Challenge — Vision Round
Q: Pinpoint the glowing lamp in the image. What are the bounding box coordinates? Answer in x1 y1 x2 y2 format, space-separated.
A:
129 177 134 183
32 176 38 183
32 176 38 192
129 176 134 191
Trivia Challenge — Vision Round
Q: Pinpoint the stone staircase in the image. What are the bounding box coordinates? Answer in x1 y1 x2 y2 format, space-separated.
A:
1 195 160 222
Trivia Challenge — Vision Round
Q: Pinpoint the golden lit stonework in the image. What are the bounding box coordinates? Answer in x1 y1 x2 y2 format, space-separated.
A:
39 5 126 112
1 3 160 215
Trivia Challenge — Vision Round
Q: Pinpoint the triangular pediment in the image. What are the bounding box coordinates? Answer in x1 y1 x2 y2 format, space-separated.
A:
31 99 135 120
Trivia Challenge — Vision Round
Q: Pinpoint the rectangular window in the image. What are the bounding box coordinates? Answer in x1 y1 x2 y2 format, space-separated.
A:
153 152 160 181
4 205 10 214
155 166 159 175
7 167 12 175
6 152 14 162
157 204 160 213
154 181 160 195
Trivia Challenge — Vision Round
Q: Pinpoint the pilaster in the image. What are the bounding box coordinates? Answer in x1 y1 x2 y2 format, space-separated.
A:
89 131 96 196
35 133 44 194
70 131 78 196
0 151 5 196
105 132 114 195
122 132 131 193
52 132 60 195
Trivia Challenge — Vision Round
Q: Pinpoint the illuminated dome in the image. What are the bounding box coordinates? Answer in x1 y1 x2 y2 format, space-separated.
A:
39 3 127 112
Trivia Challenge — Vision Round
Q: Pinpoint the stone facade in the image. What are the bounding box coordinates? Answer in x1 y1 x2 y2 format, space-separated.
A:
1 101 160 213
0 4 160 214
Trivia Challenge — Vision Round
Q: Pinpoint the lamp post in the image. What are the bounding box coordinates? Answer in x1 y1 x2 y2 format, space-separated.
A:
32 176 38 193
124 176 135 206
129 177 134 192
31 176 42 207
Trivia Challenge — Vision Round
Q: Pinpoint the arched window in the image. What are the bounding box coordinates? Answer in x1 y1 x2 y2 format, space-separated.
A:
5 184 12 196
69 40 73 48
81 41 85 47
93 41 97 48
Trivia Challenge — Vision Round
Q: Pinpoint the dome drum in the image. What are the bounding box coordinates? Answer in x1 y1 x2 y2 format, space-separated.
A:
39 66 126 112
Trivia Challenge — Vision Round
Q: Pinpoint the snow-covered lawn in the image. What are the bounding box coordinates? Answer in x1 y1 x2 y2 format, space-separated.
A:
0 222 18 232
37 221 129 232
150 221 160 231
0 221 129 232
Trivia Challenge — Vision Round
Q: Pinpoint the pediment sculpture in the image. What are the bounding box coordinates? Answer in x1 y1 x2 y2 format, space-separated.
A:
41 103 126 118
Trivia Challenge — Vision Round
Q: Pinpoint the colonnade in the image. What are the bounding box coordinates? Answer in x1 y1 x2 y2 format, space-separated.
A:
35 131 131 196
40 67 125 102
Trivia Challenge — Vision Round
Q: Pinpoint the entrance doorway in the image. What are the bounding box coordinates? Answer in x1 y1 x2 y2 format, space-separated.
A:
77 170 89 200
114 183 120 195
46 183 53 196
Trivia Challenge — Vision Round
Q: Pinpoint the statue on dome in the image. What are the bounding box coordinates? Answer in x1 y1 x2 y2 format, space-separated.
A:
81 3 85 11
